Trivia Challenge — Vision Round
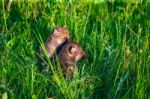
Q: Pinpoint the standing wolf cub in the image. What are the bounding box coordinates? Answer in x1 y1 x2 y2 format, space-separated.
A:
58 42 87 80
44 27 70 58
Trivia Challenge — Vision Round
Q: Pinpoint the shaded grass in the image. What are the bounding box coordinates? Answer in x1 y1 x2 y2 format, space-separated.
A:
0 0 150 99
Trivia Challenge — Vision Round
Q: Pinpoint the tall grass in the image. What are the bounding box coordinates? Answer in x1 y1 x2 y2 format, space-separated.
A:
0 0 150 98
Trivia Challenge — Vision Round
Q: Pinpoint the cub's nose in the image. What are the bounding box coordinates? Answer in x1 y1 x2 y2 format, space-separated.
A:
65 36 71 42
81 51 87 59
66 35 70 40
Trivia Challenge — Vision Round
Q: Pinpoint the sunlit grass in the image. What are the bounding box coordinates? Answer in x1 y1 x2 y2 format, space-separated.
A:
0 0 150 98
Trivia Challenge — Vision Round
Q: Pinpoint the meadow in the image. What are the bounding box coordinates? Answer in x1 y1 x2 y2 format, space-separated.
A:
0 0 150 99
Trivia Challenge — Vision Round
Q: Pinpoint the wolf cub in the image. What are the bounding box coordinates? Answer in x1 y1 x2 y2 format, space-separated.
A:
44 27 70 58
58 42 87 80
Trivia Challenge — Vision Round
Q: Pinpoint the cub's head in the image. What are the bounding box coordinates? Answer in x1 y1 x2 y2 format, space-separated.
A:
51 27 70 45
65 42 87 62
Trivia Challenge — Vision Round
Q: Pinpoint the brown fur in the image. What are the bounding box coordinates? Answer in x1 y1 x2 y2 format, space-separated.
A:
58 42 87 80
44 27 70 58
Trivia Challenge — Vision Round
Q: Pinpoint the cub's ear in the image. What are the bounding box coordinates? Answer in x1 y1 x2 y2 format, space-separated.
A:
53 28 59 36
68 45 77 54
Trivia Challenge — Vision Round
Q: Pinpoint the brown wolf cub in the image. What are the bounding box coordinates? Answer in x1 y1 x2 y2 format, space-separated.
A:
44 27 70 58
58 42 87 80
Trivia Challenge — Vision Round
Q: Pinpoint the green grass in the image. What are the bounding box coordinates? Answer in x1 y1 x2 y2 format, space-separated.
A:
0 0 150 99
